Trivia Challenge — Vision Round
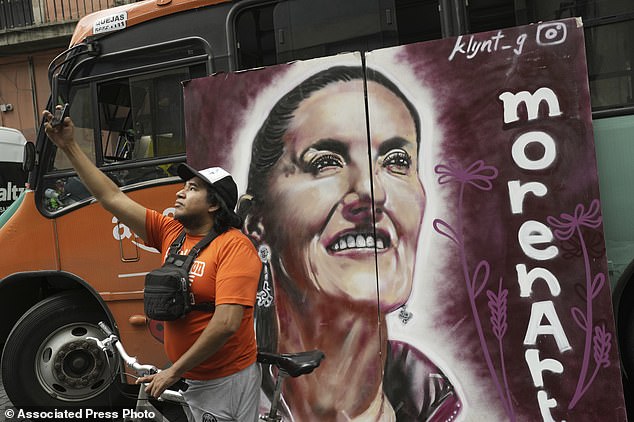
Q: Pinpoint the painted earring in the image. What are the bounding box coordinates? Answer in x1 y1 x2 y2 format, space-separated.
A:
254 242 277 353
398 304 413 325
256 244 273 308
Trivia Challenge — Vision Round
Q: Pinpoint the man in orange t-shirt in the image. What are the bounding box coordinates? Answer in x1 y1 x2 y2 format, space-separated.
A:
43 109 262 421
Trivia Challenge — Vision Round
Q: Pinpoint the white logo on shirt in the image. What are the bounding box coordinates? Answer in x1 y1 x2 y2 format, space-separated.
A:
191 260 205 278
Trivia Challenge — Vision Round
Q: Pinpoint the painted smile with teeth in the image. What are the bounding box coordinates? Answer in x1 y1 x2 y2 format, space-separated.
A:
328 232 390 252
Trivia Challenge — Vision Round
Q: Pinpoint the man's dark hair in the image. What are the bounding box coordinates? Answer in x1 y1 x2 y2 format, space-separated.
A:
206 188 242 234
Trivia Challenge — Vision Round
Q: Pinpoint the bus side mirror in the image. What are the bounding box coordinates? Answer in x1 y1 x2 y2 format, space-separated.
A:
23 141 35 173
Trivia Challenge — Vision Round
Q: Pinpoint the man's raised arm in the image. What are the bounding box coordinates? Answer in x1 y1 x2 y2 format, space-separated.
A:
43 109 148 241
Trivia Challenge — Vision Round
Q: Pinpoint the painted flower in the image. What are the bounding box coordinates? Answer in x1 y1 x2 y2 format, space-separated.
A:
435 160 499 191
547 199 602 241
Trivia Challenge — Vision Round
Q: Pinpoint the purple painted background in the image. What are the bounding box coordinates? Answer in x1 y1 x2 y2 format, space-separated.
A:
183 18 626 421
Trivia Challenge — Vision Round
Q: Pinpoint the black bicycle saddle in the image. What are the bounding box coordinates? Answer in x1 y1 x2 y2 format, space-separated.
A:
257 350 325 377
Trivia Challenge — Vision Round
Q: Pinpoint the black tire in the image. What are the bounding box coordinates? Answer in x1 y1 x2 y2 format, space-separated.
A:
1 291 125 407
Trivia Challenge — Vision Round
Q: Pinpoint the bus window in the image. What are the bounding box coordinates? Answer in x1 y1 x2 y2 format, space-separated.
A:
394 0 442 46
585 19 634 111
98 80 144 163
519 0 634 22
44 86 96 212
98 69 190 165
96 69 193 186
52 85 96 172
512 0 634 112
272 0 398 63
593 115 634 282
466 0 516 33
234 0 443 70
462 0 634 113
235 3 277 69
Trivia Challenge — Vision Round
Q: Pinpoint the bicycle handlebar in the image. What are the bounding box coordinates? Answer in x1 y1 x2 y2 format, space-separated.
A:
94 321 188 392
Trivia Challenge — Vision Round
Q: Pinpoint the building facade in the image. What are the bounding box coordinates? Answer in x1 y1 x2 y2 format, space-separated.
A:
0 0 128 140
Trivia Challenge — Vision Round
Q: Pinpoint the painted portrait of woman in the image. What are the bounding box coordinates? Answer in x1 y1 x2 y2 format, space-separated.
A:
233 63 461 421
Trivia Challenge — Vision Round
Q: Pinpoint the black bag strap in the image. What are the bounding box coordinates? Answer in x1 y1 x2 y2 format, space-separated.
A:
166 229 218 267
167 231 187 255
165 229 218 313
182 229 218 268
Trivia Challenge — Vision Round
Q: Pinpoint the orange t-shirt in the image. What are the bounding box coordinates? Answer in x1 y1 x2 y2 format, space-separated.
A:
145 209 261 380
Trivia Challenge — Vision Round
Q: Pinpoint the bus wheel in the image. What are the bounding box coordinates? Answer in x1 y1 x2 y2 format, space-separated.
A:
1 291 123 407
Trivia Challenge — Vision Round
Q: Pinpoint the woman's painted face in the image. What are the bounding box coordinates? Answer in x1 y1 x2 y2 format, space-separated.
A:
261 79 425 311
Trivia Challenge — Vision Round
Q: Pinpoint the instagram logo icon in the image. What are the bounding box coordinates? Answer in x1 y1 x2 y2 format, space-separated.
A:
536 22 567 46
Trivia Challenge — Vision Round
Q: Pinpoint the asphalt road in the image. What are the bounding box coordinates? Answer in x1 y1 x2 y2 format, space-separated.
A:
0 378 34 422
0 376 10 421
0 376 18 422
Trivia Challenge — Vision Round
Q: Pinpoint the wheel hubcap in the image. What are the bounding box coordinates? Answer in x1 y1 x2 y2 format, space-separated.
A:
36 323 117 401
54 340 103 388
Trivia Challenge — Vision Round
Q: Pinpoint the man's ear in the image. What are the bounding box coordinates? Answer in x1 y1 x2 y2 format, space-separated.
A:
208 203 220 213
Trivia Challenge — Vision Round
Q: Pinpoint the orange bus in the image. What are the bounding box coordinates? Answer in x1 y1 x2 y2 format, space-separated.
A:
0 0 448 407
1 0 633 415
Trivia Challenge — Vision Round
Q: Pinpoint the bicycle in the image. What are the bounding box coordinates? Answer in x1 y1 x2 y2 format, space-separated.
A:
90 321 325 422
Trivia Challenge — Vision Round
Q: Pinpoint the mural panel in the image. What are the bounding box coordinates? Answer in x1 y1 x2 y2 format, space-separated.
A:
184 52 387 420
183 18 626 421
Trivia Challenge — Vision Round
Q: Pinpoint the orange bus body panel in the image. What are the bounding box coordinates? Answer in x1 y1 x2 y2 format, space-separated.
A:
0 184 181 368
54 182 180 365
70 0 233 46
0 191 58 273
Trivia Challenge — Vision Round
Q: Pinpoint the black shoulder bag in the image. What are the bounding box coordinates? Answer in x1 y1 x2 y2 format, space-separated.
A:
144 230 217 321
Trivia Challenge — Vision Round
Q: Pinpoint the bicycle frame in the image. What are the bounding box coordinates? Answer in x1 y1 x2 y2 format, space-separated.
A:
90 322 325 422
